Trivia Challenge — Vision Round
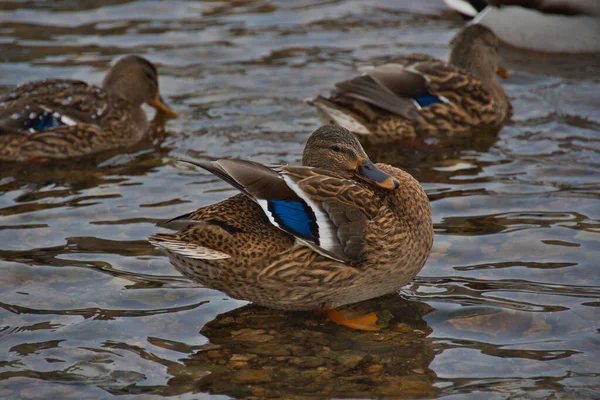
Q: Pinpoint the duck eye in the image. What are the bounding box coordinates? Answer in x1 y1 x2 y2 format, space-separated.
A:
330 145 341 152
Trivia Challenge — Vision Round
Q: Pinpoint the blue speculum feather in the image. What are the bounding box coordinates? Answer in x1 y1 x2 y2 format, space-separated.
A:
23 111 66 131
268 199 319 243
414 95 442 107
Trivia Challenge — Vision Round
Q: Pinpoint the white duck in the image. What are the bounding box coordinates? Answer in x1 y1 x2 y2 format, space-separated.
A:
443 0 600 53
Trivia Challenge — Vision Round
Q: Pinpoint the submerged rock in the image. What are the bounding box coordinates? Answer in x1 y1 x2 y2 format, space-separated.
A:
166 295 437 398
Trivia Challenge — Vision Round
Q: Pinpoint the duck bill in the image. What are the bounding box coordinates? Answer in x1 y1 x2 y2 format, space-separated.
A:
496 66 511 79
149 94 179 118
353 157 399 190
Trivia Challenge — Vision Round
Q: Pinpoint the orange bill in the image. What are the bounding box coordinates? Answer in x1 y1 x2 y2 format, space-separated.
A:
149 94 179 118
353 156 399 190
496 66 511 79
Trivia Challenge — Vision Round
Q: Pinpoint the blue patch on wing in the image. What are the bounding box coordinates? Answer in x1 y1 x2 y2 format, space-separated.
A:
414 95 442 107
23 111 66 131
268 199 319 243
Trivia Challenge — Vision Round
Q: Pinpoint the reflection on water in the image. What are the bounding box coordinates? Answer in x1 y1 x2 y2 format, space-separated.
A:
146 298 434 399
1 0 599 399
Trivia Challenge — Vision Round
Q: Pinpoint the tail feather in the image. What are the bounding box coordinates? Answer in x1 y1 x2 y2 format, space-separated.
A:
149 233 230 260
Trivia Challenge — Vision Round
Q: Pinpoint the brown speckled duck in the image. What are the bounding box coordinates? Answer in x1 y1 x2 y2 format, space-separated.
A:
149 125 433 330
0 55 178 162
308 24 511 145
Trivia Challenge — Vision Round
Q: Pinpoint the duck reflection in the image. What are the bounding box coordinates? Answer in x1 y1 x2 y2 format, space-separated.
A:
164 296 438 399
363 125 501 171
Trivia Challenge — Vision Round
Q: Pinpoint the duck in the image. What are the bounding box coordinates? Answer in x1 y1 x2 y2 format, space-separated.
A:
0 55 178 162
149 125 433 331
443 0 600 53
307 24 511 145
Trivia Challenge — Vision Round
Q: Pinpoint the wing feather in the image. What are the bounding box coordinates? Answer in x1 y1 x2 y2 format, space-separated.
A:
182 159 383 264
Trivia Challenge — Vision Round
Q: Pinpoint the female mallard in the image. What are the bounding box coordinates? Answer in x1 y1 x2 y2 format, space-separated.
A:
444 0 600 53
149 125 433 330
308 24 511 145
0 55 178 162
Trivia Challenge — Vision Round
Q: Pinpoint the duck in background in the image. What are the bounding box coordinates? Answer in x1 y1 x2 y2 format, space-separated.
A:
0 55 178 162
149 125 434 331
443 0 600 53
308 24 511 145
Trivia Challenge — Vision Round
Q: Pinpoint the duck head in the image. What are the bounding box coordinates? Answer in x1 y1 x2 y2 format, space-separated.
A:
102 55 179 118
449 24 509 81
302 125 399 190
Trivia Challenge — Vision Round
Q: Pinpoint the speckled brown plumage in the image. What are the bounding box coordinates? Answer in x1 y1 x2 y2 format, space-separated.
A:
308 24 511 145
0 55 177 162
149 125 433 311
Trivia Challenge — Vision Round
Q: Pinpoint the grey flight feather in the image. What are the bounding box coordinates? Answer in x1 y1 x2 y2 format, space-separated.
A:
361 64 432 99
216 159 299 201
332 69 423 120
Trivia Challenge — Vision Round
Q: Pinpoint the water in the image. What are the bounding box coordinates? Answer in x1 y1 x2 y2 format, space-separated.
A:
1 1 599 398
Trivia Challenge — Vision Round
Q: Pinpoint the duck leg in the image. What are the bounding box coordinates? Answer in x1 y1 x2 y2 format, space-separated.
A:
323 307 379 331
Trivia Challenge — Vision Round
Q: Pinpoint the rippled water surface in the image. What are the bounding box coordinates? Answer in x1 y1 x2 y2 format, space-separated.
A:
1 1 600 398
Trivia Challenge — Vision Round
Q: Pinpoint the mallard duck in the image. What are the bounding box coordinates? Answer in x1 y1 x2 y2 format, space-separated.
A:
444 0 600 53
149 125 433 330
308 24 511 145
0 55 178 162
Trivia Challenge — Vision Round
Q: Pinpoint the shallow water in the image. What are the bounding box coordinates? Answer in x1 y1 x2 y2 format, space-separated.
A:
1 1 599 399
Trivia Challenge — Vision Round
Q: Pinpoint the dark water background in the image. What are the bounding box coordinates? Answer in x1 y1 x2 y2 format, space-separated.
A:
1 1 599 398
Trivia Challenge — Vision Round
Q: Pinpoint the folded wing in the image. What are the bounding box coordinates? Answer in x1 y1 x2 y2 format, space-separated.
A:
186 159 383 264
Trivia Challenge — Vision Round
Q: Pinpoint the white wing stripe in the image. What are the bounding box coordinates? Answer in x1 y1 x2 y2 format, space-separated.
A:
40 105 77 126
412 99 422 110
280 174 340 252
256 199 280 228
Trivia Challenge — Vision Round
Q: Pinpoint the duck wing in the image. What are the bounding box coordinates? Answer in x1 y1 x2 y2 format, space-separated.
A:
185 159 384 264
0 79 105 136
332 59 477 120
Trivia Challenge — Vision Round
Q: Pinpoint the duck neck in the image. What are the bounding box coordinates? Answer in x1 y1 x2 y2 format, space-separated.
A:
449 52 496 87
103 82 143 107
450 49 509 119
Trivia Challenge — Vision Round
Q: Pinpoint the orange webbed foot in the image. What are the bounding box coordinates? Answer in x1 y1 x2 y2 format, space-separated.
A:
323 307 380 331
27 154 45 163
